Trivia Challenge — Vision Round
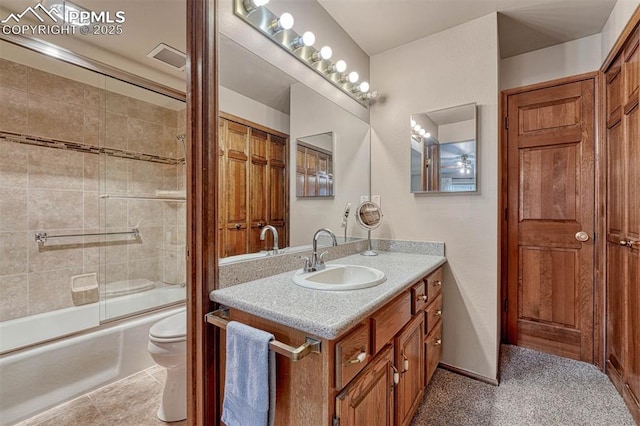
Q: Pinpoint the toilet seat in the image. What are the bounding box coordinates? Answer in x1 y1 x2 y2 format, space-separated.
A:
149 311 186 343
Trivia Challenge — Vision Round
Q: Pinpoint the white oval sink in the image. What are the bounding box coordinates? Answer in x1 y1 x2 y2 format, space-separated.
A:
293 265 386 291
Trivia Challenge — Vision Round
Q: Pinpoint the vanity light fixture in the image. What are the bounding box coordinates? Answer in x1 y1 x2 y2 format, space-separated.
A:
419 129 426 136
233 0 376 106
424 132 431 138
291 31 316 49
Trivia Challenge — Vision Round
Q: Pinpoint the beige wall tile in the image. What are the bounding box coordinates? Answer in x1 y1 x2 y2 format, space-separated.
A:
28 267 82 314
28 94 84 142
127 160 163 194
128 226 163 261
103 240 129 265
128 258 162 282
28 189 84 230
102 262 128 285
84 192 99 229
0 232 27 276
28 68 86 106
28 229 84 272
103 156 128 193
0 86 29 134
127 97 173 126
127 200 163 228
176 108 186 129
83 107 103 146
127 118 164 156
84 86 106 109
0 187 27 231
28 145 84 190
104 112 128 151
105 92 129 115
0 59 28 90
0 274 28 321
162 127 179 159
102 199 128 228
84 154 99 192
0 141 28 187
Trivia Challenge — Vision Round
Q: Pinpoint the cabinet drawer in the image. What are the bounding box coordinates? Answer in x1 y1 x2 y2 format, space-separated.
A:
425 322 443 385
335 323 370 389
371 291 412 354
425 294 443 336
426 267 443 302
411 279 428 313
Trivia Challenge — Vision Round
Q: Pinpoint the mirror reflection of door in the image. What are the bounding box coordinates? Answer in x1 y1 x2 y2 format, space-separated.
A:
410 102 477 193
296 132 334 197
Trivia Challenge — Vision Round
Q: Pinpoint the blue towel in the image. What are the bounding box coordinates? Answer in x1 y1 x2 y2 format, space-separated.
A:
222 321 275 426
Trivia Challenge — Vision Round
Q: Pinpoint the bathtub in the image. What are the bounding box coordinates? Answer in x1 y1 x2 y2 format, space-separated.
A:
0 287 185 425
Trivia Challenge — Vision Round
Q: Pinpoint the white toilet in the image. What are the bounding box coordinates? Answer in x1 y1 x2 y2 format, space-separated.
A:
148 309 187 422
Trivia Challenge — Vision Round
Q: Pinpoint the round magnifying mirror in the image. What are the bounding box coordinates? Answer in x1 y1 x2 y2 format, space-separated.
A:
355 201 383 256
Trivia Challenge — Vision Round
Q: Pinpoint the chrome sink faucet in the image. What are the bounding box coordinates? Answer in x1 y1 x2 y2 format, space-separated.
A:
303 228 338 273
259 225 279 255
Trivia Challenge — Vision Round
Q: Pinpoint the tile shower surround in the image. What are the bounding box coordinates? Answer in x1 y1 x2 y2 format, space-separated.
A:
0 58 186 322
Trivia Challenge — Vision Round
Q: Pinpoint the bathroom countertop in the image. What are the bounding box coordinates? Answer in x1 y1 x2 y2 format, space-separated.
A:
209 251 447 340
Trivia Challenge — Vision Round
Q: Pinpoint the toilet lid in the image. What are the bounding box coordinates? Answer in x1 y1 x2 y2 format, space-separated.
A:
150 311 186 340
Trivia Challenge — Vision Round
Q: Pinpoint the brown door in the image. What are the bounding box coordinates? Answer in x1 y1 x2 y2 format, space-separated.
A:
395 315 424 426
506 77 595 362
249 129 268 253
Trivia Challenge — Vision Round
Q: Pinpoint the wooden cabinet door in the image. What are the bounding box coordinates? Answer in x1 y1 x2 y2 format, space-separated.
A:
395 314 424 426
336 345 394 426
223 121 249 256
249 129 268 253
506 77 595 362
425 322 443 384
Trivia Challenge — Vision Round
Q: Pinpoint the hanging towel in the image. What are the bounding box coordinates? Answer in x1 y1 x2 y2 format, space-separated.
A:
222 321 276 426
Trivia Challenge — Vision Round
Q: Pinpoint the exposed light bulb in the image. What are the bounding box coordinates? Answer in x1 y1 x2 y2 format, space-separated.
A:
270 12 294 32
410 119 416 128
460 169 465 174
292 31 315 49
244 0 269 11
424 132 431 138
348 71 359 83
335 60 347 73
414 124 421 132
254 0 269 5
419 129 426 136
320 46 332 60
302 31 315 46
359 81 370 93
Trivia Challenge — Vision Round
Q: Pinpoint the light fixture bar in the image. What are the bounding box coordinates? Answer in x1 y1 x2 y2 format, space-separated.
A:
233 0 371 106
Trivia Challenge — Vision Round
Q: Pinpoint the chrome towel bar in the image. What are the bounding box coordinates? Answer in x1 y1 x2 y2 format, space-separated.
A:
205 308 322 361
34 228 140 244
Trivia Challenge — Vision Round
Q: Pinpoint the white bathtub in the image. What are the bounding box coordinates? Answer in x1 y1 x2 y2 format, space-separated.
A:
0 288 185 425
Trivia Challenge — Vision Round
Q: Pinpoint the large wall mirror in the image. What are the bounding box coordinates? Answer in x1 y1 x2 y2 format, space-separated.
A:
218 35 370 262
410 102 477 193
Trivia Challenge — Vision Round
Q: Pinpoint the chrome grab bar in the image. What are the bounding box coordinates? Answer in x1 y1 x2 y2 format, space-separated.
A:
100 194 186 201
35 228 140 244
205 308 321 361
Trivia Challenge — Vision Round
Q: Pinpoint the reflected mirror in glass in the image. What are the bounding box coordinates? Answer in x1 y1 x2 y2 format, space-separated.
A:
410 103 477 193
296 132 334 197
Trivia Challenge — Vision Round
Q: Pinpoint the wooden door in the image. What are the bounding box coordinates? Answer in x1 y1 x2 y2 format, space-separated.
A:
336 345 394 426
268 134 288 248
395 315 424 426
218 119 226 259
249 129 268 253
223 121 249 256
506 77 595 362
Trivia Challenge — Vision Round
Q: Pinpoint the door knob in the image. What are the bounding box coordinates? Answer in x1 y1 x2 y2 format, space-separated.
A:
620 240 636 248
575 231 589 242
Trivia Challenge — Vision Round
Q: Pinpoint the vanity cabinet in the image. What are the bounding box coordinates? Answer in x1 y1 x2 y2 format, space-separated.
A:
218 265 444 426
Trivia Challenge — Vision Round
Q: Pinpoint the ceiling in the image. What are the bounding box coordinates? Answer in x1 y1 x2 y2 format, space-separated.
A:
317 0 617 57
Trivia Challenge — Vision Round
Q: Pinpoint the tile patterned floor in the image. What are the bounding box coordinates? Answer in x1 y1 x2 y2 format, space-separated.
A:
16 366 186 426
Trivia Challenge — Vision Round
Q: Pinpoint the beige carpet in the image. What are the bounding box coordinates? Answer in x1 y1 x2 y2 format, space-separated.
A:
412 345 636 426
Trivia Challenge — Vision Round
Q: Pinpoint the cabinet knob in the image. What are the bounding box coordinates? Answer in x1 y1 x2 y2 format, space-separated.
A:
435 310 442 317
345 350 367 365
258 223 264 229
235 224 241 230
434 280 442 287
434 339 442 346
391 365 400 385
619 240 637 248
416 294 427 303
402 352 409 373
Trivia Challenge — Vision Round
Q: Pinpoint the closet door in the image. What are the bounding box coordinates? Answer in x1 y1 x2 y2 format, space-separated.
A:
249 129 268 253
223 121 249 256
268 134 288 248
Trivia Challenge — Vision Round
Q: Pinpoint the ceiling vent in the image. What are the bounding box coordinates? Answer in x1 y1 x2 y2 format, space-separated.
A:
147 43 186 71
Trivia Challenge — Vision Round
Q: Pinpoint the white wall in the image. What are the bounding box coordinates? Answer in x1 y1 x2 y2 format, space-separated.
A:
601 0 640 62
370 13 500 381
500 34 601 90
439 118 475 143
219 86 290 134
289 83 370 246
